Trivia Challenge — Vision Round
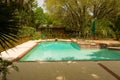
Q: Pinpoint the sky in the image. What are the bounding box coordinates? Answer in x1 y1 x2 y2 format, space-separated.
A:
37 0 46 12
37 0 44 7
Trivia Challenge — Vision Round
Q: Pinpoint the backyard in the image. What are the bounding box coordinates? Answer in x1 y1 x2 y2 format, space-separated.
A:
0 0 120 80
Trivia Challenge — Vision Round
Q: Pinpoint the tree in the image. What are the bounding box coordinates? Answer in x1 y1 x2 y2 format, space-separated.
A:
0 2 19 52
33 7 46 29
112 13 120 40
45 0 91 38
16 0 35 26
0 0 36 52
0 0 35 26
0 1 20 80
0 0 36 80
45 0 120 39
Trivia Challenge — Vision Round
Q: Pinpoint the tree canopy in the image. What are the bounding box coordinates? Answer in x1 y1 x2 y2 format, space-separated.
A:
45 0 120 40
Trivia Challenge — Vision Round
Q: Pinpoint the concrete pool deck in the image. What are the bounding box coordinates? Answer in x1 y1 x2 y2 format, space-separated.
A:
7 61 120 80
0 40 38 61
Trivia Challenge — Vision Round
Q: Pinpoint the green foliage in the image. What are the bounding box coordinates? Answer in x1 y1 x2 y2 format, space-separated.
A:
45 0 120 39
32 0 38 10
96 18 114 38
33 7 46 29
44 13 54 25
113 13 120 40
0 58 19 80
0 2 19 52
0 0 35 79
32 32 41 40
17 25 41 40
17 26 36 38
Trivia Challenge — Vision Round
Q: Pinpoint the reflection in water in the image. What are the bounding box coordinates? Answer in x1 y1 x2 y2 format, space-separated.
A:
71 42 80 50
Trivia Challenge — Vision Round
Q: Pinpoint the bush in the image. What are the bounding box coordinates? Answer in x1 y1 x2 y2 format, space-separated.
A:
17 26 36 38
32 32 41 40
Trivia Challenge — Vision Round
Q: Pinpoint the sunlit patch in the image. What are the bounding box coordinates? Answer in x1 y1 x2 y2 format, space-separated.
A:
56 76 65 80
91 73 100 79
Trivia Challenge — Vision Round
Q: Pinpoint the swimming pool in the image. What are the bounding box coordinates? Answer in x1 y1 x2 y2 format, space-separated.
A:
19 41 120 61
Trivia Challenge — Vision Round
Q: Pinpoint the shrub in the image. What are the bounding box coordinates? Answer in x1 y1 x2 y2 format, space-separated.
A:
17 26 36 38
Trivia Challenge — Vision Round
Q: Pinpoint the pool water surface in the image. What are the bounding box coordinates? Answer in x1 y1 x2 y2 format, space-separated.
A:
19 41 120 61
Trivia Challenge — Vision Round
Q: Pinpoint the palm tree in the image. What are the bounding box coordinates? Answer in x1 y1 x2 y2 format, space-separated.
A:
0 2 19 52
0 0 35 52
0 2 20 80
0 0 34 79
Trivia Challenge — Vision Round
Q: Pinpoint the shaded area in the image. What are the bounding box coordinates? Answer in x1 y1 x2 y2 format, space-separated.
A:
87 49 120 60
70 42 80 50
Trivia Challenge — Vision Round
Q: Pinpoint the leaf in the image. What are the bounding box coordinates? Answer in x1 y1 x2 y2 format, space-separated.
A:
12 65 19 72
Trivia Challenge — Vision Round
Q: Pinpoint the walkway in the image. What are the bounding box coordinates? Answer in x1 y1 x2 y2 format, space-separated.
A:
0 40 38 61
8 61 120 80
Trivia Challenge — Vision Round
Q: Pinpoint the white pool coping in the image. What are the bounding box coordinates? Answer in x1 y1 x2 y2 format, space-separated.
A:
0 40 38 61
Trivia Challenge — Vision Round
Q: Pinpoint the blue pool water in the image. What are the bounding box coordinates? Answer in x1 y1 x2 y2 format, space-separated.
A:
20 41 120 61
